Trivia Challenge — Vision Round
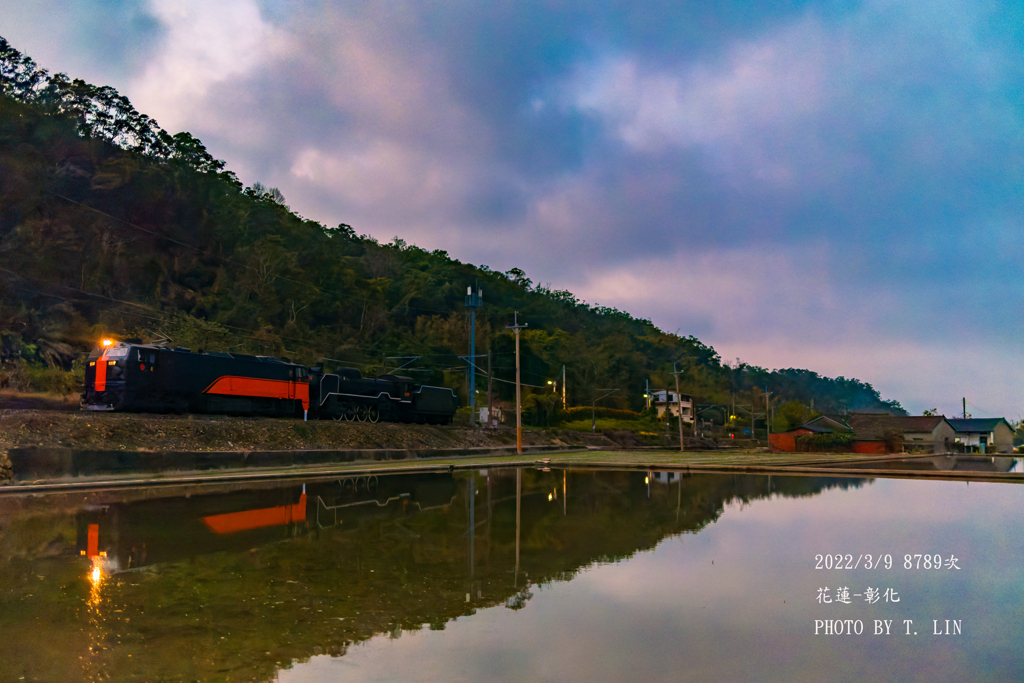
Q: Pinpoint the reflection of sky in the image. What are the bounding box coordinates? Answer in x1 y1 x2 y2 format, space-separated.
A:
280 477 1024 682
5 1 1024 414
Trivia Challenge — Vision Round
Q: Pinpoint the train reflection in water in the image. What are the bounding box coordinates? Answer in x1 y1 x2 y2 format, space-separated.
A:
75 472 458 573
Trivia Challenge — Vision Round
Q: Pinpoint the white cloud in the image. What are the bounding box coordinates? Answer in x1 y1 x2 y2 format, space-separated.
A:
570 17 831 187
568 0 1021 196
131 0 287 132
576 25 827 147
572 244 843 337
290 143 466 216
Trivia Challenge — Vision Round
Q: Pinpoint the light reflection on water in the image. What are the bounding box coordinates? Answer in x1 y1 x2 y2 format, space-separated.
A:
0 470 1022 682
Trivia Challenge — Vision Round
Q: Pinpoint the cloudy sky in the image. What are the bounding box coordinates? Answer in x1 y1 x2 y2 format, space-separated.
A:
3 0 1022 416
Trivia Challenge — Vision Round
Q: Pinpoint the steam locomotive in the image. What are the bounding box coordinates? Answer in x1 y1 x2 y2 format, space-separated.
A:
82 341 458 424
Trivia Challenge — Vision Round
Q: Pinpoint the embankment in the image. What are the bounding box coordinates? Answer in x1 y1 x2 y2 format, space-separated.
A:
0 407 625 484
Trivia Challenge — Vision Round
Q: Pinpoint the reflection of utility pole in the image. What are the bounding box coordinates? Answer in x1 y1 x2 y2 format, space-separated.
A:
676 474 682 524
515 467 522 585
671 363 685 452
465 285 483 427
507 313 527 454
562 469 566 516
468 472 475 599
486 470 492 565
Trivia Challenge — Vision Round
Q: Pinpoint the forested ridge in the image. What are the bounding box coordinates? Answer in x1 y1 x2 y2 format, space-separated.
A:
0 36 904 421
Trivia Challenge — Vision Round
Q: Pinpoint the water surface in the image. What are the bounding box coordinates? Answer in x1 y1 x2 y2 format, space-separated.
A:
1 469 1020 681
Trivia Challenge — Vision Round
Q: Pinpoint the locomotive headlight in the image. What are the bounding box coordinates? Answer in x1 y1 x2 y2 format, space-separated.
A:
101 338 114 348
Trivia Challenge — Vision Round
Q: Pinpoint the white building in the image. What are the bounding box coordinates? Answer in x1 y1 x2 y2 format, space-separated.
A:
650 390 693 422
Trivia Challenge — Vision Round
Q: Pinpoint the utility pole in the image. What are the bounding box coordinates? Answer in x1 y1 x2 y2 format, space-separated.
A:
751 400 755 441
665 389 671 439
507 312 527 454
561 364 566 409
465 285 483 426
963 397 967 419
672 363 685 452
486 350 493 428
764 386 772 444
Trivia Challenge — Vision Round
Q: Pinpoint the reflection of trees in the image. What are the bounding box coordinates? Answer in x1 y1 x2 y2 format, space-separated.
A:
0 471 864 681
505 587 533 611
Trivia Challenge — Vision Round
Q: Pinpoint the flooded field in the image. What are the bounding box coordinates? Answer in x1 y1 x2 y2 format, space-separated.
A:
1 467 1022 682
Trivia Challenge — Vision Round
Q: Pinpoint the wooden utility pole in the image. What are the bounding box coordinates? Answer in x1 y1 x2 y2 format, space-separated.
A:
561 364 566 409
486 350 493 428
507 313 527 454
751 400 755 441
672 363 685 452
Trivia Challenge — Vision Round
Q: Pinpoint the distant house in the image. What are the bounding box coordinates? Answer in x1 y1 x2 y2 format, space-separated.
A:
770 414 968 454
650 390 693 423
650 470 684 485
768 427 813 452
846 414 956 454
768 415 852 452
947 418 1015 454
802 415 853 433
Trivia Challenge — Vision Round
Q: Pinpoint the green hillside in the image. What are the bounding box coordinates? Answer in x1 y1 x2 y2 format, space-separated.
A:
0 36 904 421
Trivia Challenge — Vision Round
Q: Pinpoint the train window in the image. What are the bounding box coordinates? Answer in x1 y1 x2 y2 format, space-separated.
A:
105 346 129 359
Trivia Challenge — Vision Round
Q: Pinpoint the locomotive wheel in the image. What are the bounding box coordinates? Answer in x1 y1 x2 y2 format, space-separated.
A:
368 405 380 423
356 405 368 422
342 405 356 421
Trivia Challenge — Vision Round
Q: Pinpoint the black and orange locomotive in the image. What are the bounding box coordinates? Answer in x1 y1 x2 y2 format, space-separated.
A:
82 341 458 424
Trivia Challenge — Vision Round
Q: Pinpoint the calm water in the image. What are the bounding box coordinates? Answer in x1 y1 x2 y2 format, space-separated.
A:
1 468 1021 682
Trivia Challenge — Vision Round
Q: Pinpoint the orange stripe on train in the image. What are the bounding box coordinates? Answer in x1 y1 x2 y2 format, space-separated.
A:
94 358 107 392
203 375 309 410
201 495 307 534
